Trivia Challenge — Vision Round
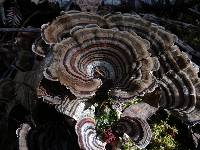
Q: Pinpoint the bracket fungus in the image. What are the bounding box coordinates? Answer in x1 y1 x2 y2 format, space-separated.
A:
116 102 156 148
121 102 158 120
112 116 152 149
105 13 177 56
42 23 157 99
41 11 108 44
17 124 31 150
55 97 86 120
32 37 48 58
104 13 200 116
75 117 106 150
28 10 200 149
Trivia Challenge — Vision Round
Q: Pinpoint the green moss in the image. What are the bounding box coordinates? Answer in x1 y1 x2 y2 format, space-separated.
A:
94 98 187 150
122 97 143 110
95 105 118 138
147 121 179 150
120 137 140 150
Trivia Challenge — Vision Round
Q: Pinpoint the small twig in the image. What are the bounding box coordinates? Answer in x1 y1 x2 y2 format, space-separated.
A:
95 67 105 78
0 27 41 32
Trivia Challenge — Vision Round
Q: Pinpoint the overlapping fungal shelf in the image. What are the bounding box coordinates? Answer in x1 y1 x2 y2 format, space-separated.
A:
32 37 48 58
42 17 157 98
121 102 158 120
117 102 157 148
17 124 31 150
41 11 108 44
105 13 177 56
112 116 152 149
55 96 86 120
29 11 200 149
75 117 106 150
158 46 197 113
105 13 200 116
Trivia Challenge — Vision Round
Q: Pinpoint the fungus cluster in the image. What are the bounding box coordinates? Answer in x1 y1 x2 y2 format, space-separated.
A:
76 117 106 150
27 10 200 149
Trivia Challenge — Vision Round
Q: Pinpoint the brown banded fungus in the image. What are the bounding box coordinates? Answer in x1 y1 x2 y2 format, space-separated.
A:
105 13 200 114
43 25 157 99
55 96 86 120
32 37 48 58
17 124 31 150
122 102 158 120
157 46 199 114
75 117 106 150
117 102 156 149
41 11 108 44
112 116 152 149
105 13 177 56
28 11 200 149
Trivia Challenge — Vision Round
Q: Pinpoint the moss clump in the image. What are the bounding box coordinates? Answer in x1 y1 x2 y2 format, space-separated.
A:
95 105 118 138
147 121 179 150
120 136 140 150
122 97 143 110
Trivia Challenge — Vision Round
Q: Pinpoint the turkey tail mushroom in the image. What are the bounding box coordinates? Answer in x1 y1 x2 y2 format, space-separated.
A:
158 70 196 113
55 97 86 120
44 25 156 99
105 13 200 113
158 46 200 113
170 75 200 124
120 102 157 148
41 11 108 44
75 117 106 150
17 123 31 150
121 102 158 120
29 11 200 149
32 37 49 58
105 13 177 56
112 116 152 149
104 13 178 82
